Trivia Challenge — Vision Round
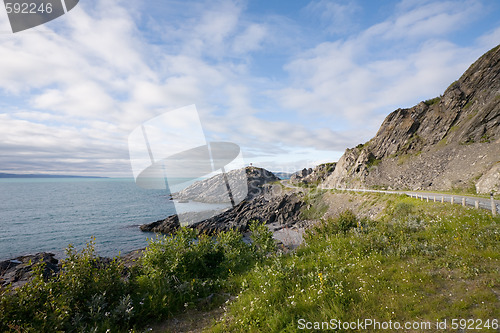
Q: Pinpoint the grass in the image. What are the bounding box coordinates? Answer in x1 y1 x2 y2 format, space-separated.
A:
210 195 500 332
423 96 441 106
2 194 499 332
464 99 475 109
300 189 328 220
409 188 500 200
480 133 492 143
367 155 382 169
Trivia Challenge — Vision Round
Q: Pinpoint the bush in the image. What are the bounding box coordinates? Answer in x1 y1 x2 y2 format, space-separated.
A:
0 224 275 331
337 210 358 234
249 220 276 258
423 96 441 106
0 238 130 332
216 229 254 273
307 210 358 238
133 226 266 322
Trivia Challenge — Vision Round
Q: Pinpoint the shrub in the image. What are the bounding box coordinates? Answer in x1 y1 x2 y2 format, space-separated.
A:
216 229 254 273
0 238 130 332
134 226 264 321
249 220 276 258
423 96 441 106
307 210 358 238
337 210 358 234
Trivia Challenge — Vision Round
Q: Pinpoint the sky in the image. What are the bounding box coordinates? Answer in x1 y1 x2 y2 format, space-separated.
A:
0 0 499 177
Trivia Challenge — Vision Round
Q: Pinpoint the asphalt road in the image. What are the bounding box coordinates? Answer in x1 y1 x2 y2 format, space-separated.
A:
281 180 499 214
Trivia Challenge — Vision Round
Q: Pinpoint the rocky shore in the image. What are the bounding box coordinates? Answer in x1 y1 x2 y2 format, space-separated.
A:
141 165 306 235
141 192 304 235
0 252 59 289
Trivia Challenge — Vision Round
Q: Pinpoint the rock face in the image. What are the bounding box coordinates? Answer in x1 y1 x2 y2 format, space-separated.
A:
476 162 500 194
0 253 59 289
323 45 500 193
291 168 313 182
290 163 336 185
141 192 304 235
142 166 304 235
172 166 280 203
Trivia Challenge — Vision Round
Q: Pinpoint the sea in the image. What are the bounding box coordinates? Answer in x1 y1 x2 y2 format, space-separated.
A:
0 177 220 261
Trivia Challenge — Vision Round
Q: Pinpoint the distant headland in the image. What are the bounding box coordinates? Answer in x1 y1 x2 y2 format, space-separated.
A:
0 173 108 179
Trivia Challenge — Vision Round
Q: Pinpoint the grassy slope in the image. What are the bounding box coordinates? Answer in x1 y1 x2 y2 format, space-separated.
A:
1 191 498 332
210 193 500 332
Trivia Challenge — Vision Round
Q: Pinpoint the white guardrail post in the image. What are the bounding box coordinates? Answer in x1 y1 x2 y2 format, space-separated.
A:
492 195 497 216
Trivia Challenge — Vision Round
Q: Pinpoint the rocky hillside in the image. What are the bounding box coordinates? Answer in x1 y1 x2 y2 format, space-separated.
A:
141 192 304 235
323 45 500 194
142 166 303 234
172 166 280 203
290 163 336 185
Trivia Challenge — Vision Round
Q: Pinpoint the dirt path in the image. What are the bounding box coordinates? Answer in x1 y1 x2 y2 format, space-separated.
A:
149 305 225 333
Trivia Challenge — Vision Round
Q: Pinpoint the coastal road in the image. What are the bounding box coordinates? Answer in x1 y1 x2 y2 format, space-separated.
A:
281 180 500 214
323 187 500 214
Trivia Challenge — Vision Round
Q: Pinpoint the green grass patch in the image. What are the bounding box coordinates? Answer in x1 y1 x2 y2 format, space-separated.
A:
300 189 328 220
3 194 499 332
210 196 500 332
446 80 459 91
464 99 476 109
423 96 441 106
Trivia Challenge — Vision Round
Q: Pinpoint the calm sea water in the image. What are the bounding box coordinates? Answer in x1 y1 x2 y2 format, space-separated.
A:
0 178 212 261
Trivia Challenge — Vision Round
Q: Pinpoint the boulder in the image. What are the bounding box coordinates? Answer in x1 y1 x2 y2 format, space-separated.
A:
0 252 59 289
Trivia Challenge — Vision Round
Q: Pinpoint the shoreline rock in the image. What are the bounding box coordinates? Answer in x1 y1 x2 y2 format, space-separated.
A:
140 192 305 235
0 252 59 289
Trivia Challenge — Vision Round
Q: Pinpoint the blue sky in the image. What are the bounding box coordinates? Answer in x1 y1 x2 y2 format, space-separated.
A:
0 0 499 176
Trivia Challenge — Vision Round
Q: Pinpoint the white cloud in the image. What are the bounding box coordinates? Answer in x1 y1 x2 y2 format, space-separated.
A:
305 0 360 35
232 23 267 54
274 0 494 136
0 0 498 176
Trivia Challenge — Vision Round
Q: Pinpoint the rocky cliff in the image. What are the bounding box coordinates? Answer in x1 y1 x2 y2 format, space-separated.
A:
323 45 500 194
141 167 305 234
290 163 336 185
141 192 304 235
172 166 280 203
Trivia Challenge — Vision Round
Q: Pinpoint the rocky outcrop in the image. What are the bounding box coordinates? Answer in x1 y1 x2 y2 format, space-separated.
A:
290 168 313 183
140 193 304 235
323 45 500 193
142 166 305 235
476 162 500 194
0 253 59 289
172 167 280 203
290 163 336 185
